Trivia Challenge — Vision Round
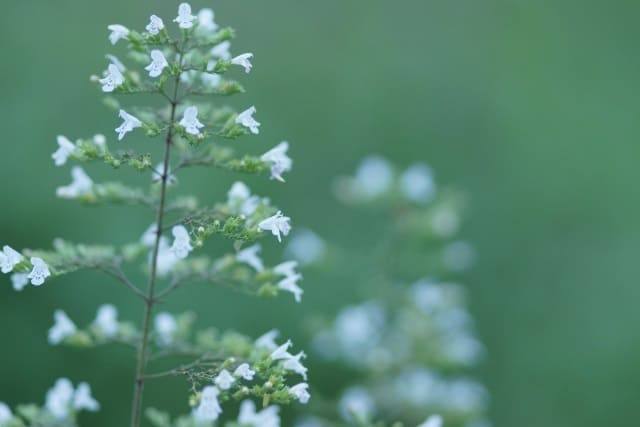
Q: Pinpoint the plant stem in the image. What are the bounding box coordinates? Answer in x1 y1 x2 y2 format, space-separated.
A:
129 41 186 427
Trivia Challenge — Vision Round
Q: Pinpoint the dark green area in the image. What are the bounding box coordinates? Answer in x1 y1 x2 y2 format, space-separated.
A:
1 1 639 426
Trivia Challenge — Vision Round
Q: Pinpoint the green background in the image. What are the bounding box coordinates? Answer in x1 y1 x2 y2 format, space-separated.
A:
1 1 639 426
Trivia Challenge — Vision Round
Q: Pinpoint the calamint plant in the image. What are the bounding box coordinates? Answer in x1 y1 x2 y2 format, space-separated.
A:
288 157 490 427
0 3 309 426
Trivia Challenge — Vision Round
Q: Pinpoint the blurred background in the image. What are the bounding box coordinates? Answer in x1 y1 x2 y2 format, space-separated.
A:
1 1 639 426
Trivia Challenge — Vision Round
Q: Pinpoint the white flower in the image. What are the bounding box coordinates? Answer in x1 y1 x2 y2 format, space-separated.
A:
156 237 179 277
231 53 253 73
233 363 255 381
214 369 235 390
228 181 251 201
197 8 218 32
107 24 129 45
258 211 291 243
255 329 279 351
211 41 231 60
273 260 298 278
93 304 118 338
28 257 51 286
236 106 260 134
417 415 443 427
11 272 29 291
284 229 326 266
155 312 177 346
146 15 165 35
141 224 159 247
56 166 93 199
73 383 100 412
193 386 222 422
236 244 264 272
355 155 393 198
261 142 292 182
52 135 76 166
0 402 12 423
227 181 263 216
45 378 75 419
270 340 292 361
179 106 204 135
201 72 221 88
174 3 196 29
145 50 169 78
105 54 126 73
283 351 308 379
400 163 436 204
115 109 142 141
1 245 24 274
93 134 107 146
170 225 193 259
48 310 76 345
99 63 125 92
152 162 177 185
339 387 375 422
289 383 310 404
238 400 280 427
278 274 303 303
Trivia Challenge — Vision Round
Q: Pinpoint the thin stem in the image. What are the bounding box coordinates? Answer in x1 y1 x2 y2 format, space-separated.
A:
129 38 188 427
98 265 147 300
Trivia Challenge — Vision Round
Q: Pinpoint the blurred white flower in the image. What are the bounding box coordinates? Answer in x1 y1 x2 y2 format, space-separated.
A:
115 109 142 141
141 224 159 247
417 415 443 427
211 41 231 60
278 274 304 303
100 63 125 92
152 162 177 185
232 53 254 73
0 402 12 423
48 310 77 345
214 369 235 390
238 400 280 427
45 378 75 419
154 312 177 346
174 3 196 29
289 383 310 404
145 50 169 78
234 363 256 381
170 225 193 259
28 257 51 286
273 260 298 278
73 383 100 412
236 244 264 272
11 272 29 291
197 8 218 32
355 155 393 198
255 329 279 351
236 106 260 134
339 387 375 423
146 15 165 35
284 229 325 266
52 135 76 166
261 142 292 182
431 206 459 237
258 211 291 243
56 166 93 199
179 106 204 135
93 304 118 338
1 245 24 274
400 163 436 204
193 386 222 421
107 24 129 45
156 237 179 277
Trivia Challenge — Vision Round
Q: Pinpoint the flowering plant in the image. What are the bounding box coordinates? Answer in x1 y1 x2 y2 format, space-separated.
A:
0 3 308 427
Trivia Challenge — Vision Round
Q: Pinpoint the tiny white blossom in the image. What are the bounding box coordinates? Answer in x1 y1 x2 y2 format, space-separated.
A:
93 134 107 146
145 50 169 78
283 351 308 379
227 181 263 216
201 72 221 88
233 363 255 381
156 237 179 277
231 53 253 73
255 329 279 351
278 274 304 303
152 162 177 185
236 106 260 134
400 163 436 204
11 272 29 291
46 378 75 419
170 225 193 259
56 166 93 199
258 211 291 243
73 383 100 412
99 63 125 92
179 106 204 135
211 41 231 60
1 245 24 274
52 135 76 166
214 369 235 390
284 229 326 266
141 224 159 247
289 383 310 404
339 387 375 422
236 244 264 272
93 304 118 338
270 340 293 361
146 15 165 35
115 109 142 141
355 155 393 198
105 54 126 73
417 415 443 427
273 260 298 278
28 257 51 286
0 402 11 423
228 181 251 201
261 142 292 182
107 24 129 45
174 3 196 29
48 310 77 345
197 8 218 32
238 400 280 427
155 312 177 346
193 386 222 422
